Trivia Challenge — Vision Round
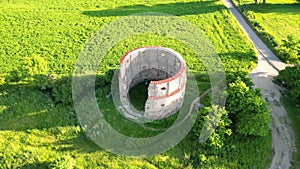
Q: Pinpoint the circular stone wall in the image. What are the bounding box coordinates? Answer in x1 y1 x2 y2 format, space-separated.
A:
119 47 187 120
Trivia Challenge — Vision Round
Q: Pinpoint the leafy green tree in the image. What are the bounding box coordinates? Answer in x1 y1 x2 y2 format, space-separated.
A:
276 35 300 64
226 79 270 136
193 105 232 151
275 65 300 104
226 71 254 87
51 72 113 105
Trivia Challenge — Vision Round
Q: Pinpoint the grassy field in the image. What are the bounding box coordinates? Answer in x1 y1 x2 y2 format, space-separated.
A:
0 0 272 168
232 0 300 63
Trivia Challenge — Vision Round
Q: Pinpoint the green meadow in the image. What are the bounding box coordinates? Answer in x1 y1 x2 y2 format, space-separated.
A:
0 0 273 168
233 0 300 63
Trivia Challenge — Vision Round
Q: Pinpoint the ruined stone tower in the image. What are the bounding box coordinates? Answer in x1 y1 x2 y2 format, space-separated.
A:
118 47 187 120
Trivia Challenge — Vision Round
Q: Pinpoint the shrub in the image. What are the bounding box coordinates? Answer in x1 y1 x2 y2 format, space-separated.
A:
21 54 48 81
52 76 73 105
5 54 48 84
193 105 232 151
276 35 300 64
0 148 40 169
6 69 23 82
49 155 77 169
274 65 300 104
226 79 270 137
226 72 254 87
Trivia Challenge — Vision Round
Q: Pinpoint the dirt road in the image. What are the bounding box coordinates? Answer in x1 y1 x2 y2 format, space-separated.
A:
222 0 296 168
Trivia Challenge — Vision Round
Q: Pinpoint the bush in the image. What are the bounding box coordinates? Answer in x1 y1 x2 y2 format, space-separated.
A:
276 35 300 64
274 65 300 104
21 54 48 81
193 105 232 151
226 79 270 137
49 155 77 169
52 76 73 105
0 148 40 169
226 72 254 87
6 69 23 82
5 54 48 84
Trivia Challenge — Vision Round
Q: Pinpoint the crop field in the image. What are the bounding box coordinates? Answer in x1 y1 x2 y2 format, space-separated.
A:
232 0 300 63
0 0 273 168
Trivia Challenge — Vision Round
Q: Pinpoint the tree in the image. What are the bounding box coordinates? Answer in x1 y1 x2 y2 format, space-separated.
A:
193 105 232 151
226 79 271 136
275 65 300 104
276 35 300 64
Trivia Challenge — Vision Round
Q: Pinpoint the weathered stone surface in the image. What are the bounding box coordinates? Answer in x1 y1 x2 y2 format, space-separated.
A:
119 47 187 120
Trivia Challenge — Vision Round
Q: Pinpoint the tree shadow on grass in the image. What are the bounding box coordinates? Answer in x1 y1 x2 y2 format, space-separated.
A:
53 134 103 153
0 84 65 131
0 68 221 158
239 3 300 14
82 1 225 17
0 70 115 132
0 72 118 158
